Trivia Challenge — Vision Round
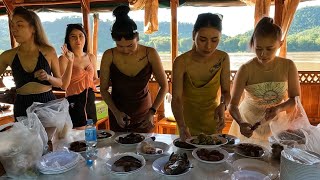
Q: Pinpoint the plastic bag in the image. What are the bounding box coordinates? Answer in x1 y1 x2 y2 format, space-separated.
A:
26 98 72 139
270 96 320 154
0 113 47 178
164 93 175 121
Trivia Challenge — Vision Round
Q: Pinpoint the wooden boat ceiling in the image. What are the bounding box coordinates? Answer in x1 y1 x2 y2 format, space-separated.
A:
0 0 312 16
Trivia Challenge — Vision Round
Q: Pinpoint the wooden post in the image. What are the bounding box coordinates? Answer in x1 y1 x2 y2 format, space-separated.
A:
3 0 17 48
254 0 271 26
81 0 91 53
170 0 178 63
92 13 99 58
274 0 284 27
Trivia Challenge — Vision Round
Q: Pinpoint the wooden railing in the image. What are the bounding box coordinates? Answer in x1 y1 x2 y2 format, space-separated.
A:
149 70 320 125
1 70 319 125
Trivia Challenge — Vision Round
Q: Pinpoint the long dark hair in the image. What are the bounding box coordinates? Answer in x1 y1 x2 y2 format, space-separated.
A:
64 23 88 52
111 5 139 41
193 13 223 34
250 17 282 48
12 6 52 47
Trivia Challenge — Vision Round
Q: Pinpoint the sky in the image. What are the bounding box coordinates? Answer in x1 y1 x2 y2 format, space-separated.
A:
2 0 320 37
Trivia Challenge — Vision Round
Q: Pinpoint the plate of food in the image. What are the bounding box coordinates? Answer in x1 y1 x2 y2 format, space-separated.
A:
97 129 115 142
233 159 279 179
192 147 229 164
186 133 228 148
173 138 197 151
137 140 170 159
106 152 146 175
152 152 192 177
234 143 266 158
114 133 145 147
218 134 240 145
68 140 86 153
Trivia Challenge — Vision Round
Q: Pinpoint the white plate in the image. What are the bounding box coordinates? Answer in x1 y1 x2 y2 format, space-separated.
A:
114 133 145 147
152 155 192 177
192 147 229 164
233 159 279 179
137 141 170 159
37 151 80 173
173 138 197 151
97 129 115 142
234 143 266 159
231 170 271 180
106 152 146 175
186 135 228 148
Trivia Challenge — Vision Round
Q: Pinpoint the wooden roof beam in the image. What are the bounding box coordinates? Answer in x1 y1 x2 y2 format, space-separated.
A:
3 0 15 15
81 0 91 53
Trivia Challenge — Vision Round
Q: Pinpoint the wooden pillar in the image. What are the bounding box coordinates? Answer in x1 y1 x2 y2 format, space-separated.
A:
170 0 178 63
254 0 271 26
3 0 17 48
274 0 284 26
81 0 91 53
92 13 99 58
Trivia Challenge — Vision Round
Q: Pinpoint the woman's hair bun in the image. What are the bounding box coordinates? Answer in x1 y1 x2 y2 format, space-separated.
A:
113 5 130 19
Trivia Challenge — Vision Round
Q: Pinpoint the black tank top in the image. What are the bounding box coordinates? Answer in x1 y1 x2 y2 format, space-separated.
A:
11 51 52 88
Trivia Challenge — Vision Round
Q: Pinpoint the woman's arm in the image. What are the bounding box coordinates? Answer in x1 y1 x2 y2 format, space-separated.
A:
171 55 190 140
89 53 100 86
0 50 12 76
45 47 62 88
265 60 301 120
215 53 231 131
100 50 119 115
228 64 253 137
220 54 231 110
148 48 168 111
59 55 73 90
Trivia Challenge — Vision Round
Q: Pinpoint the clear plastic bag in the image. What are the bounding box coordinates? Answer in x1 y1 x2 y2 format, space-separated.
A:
0 113 47 178
270 96 320 154
164 93 175 121
26 98 73 139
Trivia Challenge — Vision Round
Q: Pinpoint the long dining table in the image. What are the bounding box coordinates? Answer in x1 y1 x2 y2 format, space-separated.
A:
4 130 281 180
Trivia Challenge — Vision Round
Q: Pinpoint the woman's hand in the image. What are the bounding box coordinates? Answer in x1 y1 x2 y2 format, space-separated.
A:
114 111 131 128
179 126 191 142
34 69 50 81
239 122 253 138
214 103 226 133
265 106 280 121
61 44 74 62
140 111 155 129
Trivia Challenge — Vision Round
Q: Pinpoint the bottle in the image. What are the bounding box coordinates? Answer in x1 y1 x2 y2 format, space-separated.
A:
85 119 97 166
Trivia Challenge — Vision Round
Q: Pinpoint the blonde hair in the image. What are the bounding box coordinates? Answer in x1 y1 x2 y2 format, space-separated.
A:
13 7 52 48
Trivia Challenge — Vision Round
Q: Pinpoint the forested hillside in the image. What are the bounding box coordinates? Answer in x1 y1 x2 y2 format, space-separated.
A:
0 6 319 53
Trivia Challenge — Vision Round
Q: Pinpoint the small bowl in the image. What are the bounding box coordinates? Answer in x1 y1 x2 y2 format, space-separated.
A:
186 135 228 148
192 147 229 164
136 141 170 160
152 156 192 177
106 152 146 175
97 129 115 142
114 133 145 147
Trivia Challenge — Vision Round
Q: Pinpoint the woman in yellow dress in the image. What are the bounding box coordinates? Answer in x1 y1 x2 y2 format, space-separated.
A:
228 17 301 144
171 13 231 141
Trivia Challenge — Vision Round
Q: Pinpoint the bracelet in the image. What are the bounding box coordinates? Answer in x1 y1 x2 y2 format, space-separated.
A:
149 107 156 115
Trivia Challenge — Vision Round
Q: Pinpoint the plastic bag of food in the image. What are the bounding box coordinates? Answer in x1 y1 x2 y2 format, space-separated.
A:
270 96 320 154
0 113 46 178
26 98 72 139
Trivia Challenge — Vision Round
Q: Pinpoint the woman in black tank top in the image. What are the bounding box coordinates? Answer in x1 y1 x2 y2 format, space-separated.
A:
0 7 62 118
100 5 168 133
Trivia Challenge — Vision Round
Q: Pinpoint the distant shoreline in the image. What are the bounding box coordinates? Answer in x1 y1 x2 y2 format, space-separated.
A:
96 51 320 71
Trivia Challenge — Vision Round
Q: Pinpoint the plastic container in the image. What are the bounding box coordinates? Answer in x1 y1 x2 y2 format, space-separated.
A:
85 119 97 166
